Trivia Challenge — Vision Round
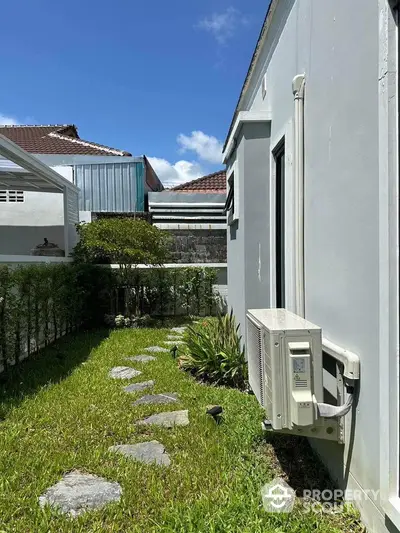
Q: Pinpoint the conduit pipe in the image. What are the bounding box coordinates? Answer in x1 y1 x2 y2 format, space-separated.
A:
292 74 306 318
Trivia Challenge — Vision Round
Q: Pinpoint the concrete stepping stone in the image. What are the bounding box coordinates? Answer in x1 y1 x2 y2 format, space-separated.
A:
123 380 154 393
163 340 185 346
109 366 141 379
125 355 156 363
145 346 169 353
167 335 183 340
170 327 186 334
133 393 178 406
137 410 189 428
38 470 122 517
109 440 171 466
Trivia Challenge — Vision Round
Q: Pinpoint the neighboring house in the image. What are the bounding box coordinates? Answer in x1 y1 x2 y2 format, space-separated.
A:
0 125 163 255
0 135 79 258
148 170 227 300
148 170 226 264
223 2 398 533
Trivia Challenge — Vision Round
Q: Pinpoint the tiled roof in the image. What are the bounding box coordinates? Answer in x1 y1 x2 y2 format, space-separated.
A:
0 124 131 156
172 170 226 192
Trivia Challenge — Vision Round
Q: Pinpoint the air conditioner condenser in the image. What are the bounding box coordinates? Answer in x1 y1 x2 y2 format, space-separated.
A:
246 308 344 442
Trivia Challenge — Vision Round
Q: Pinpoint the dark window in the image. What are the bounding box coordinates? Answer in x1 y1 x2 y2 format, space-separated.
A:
224 173 235 223
274 141 285 308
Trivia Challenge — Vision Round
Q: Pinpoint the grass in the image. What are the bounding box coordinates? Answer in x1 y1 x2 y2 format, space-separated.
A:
0 326 364 533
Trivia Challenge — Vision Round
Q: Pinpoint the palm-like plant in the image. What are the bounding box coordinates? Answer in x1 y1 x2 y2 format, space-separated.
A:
181 310 248 389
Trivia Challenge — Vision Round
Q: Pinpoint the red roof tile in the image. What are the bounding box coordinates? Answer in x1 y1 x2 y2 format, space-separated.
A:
172 170 226 192
0 124 131 156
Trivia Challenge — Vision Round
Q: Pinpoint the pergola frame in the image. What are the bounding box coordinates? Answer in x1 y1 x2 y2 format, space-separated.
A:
0 134 80 256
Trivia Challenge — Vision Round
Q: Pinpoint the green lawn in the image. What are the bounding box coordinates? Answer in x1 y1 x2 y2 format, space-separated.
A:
0 327 363 532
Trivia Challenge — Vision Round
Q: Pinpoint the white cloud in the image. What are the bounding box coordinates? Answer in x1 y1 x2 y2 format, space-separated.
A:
177 131 223 164
148 157 204 188
198 7 248 44
0 114 19 126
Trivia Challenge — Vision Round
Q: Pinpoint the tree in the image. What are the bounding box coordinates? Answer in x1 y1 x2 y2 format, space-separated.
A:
74 218 170 315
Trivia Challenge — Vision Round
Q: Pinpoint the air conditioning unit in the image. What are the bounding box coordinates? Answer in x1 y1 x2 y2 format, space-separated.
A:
247 308 340 441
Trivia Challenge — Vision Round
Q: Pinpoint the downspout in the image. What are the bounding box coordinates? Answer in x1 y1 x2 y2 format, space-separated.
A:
292 76 360 418
292 75 306 318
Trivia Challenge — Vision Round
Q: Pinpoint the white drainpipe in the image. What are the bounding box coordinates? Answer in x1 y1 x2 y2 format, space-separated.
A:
292 74 306 318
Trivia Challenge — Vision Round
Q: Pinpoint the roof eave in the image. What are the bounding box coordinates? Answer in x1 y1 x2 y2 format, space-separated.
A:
222 0 280 152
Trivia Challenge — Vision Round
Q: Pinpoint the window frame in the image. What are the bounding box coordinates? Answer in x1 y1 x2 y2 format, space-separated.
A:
225 162 239 225
273 139 286 308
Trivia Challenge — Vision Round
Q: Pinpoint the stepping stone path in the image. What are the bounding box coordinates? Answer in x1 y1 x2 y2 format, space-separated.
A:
109 366 142 379
163 340 185 346
123 380 154 393
133 393 178 406
170 327 186 334
109 441 171 466
46 332 192 516
125 355 156 363
38 470 122 517
137 410 189 428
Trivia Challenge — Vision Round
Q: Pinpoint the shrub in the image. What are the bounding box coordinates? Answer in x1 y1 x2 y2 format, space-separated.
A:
74 218 170 316
0 263 113 370
112 267 221 318
180 310 247 389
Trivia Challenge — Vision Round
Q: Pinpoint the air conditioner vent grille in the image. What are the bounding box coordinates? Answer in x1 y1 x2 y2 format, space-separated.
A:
247 318 264 406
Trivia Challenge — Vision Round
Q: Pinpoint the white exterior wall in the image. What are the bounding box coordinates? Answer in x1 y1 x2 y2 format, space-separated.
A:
226 1 398 531
0 165 73 254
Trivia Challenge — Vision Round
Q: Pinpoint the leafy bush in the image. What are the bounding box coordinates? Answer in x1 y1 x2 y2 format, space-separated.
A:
112 266 222 317
74 218 170 315
74 217 170 266
180 310 247 389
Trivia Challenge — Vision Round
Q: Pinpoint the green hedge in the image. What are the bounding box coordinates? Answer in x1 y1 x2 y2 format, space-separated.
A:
112 266 222 317
0 264 113 370
0 264 223 370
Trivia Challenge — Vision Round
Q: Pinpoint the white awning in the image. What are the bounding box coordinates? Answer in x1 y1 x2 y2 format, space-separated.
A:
0 134 78 193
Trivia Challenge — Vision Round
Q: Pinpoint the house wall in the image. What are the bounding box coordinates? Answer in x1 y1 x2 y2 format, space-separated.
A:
149 191 227 263
0 165 72 254
74 161 145 212
226 1 398 532
167 229 226 264
0 155 154 255
227 123 271 330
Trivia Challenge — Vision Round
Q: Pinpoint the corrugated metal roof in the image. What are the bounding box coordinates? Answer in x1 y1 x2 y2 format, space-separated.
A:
75 161 144 212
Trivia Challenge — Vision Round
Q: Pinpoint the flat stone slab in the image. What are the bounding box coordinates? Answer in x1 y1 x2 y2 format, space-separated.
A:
133 393 178 406
163 340 185 346
167 335 183 340
109 366 142 379
109 441 171 466
137 410 189 428
38 470 122 517
125 355 156 363
145 346 169 353
123 380 154 393
170 327 186 334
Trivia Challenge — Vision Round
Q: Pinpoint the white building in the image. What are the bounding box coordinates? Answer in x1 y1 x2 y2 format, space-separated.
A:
0 135 79 259
223 1 399 531
0 125 163 255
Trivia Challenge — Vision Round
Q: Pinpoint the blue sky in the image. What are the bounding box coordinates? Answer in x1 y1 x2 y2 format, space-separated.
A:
0 1 268 186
